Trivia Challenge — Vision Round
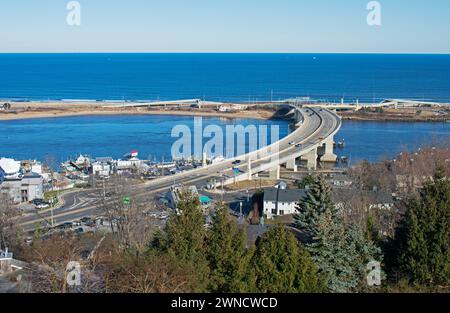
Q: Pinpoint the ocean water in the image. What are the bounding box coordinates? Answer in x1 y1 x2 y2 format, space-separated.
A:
0 53 449 103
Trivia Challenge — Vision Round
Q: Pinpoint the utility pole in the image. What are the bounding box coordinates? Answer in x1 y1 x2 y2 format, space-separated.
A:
221 176 224 202
50 205 54 228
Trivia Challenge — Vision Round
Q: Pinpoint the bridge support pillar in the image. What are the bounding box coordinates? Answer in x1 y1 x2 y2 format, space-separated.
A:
247 158 253 181
286 158 298 172
269 165 280 180
302 148 317 170
202 153 207 167
320 138 338 163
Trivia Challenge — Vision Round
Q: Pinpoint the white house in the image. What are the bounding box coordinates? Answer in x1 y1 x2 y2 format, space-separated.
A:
91 157 113 177
263 187 307 219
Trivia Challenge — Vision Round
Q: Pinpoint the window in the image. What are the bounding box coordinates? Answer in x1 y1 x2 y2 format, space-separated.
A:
279 210 284 215
271 209 277 215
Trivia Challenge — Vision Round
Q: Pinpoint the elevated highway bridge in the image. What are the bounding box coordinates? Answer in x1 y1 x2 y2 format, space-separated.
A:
19 106 341 231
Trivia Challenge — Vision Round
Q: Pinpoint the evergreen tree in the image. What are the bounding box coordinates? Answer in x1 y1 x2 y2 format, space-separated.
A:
156 189 210 291
395 167 450 286
297 174 316 189
294 175 338 236
206 204 254 292
252 225 325 293
294 175 381 292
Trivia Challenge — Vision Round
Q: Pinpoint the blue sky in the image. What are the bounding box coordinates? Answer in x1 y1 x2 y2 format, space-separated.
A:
1 0 450 53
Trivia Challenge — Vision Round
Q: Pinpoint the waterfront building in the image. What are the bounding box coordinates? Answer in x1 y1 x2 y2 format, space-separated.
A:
0 157 44 203
91 157 114 177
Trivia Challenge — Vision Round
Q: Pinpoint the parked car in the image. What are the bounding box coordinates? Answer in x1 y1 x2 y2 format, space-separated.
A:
232 160 242 165
36 202 50 209
31 198 45 205
80 217 92 224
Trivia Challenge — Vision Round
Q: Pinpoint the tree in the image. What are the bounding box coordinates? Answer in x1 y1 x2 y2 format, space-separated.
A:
252 225 325 293
97 176 158 254
206 204 254 292
394 167 450 286
154 189 209 291
22 234 106 293
294 175 337 236
297 174 316 189
0 193 21 251
294 175 381 292
105 250 199 293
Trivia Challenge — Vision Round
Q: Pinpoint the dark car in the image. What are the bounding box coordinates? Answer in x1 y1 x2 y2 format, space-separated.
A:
80 217 92 224
31 198 45 205
75 227 84 234
232 160 242 165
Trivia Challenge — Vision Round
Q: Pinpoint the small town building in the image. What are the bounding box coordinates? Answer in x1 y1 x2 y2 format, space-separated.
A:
91 157 113 177
263 187 307 219
166 185 212 212
218 104 248 112
0 158 44 203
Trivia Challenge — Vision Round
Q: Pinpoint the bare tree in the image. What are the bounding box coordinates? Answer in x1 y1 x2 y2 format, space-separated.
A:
21 233 109 293
97 176 159 254
0 193 21 250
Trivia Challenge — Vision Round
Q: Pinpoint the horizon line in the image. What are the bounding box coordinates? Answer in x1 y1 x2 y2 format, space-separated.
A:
1 51 450 55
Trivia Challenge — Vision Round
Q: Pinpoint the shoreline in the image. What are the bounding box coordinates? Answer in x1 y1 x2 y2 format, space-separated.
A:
341 116 450 123
0 101 278 121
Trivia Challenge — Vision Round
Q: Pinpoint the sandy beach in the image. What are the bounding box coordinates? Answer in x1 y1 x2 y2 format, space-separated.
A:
0 101 277 121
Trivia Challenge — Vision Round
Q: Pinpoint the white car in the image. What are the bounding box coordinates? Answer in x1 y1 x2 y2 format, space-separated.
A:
36 203 50 209
289 141 296 145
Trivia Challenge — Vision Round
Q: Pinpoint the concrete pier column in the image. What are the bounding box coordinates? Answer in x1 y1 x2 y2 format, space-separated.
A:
286 158 298 172
247 158 253 181
202 153 207 167
269 165 280 180
302 148 318 170
320 138 338 163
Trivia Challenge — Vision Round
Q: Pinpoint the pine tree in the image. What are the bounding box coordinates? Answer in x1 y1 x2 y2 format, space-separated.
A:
396 167 450 286
252 225 325 293
294 175 338 236
294 175 381 292
206 204 255 292
156 189 210 291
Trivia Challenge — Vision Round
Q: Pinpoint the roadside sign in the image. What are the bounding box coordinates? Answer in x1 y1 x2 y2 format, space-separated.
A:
123 196 130 205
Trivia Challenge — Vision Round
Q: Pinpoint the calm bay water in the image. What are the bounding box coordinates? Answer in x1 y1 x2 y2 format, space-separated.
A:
0 115 289 164
0 115 449 165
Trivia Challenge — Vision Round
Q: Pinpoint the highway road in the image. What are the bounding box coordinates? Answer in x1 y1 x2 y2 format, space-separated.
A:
19 106 341 232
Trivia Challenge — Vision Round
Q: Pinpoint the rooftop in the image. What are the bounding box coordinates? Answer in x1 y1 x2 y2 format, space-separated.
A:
264 187 307 203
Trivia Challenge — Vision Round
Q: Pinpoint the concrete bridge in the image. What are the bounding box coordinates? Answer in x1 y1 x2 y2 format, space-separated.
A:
18 105 341 230
143 105 342 188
